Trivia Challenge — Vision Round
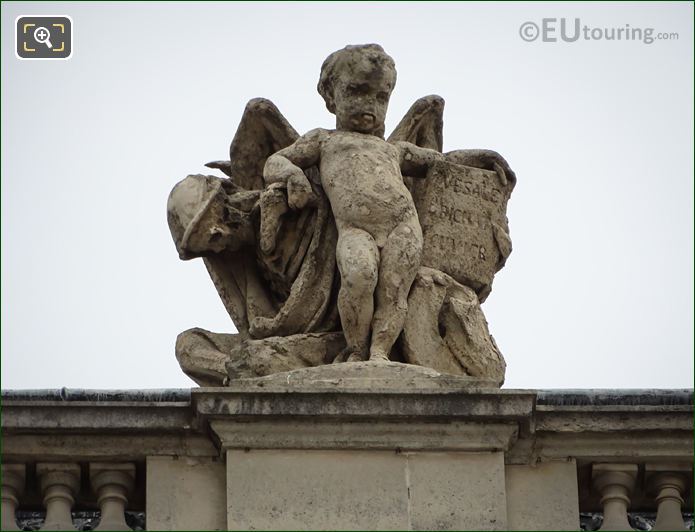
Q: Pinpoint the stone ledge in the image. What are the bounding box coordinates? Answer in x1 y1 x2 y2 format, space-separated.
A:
2 385 692 464
195 366 536 451
2 401 193 432
193 388 536 420
210 419 519 451
507 431 694 465
537 389 693 406
1 433 219 461
535 404 692 432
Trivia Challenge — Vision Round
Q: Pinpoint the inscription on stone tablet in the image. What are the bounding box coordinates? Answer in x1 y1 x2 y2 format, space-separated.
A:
414 160 512 294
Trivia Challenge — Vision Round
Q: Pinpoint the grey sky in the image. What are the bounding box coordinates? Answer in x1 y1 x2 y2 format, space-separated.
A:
1 2 693 390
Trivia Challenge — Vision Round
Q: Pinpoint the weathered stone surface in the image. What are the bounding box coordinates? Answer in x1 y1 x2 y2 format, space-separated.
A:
227 359 497 391
265 45 426 364
402 267 506 384
413 159 513 300
508 390 695 465
147 456 226 531
168 44 515 385
226 332 346 379
167 174 256 260
37 462 81 531
226 450 410 530
198 370 531 453
176 328 347 384
505 460 580 530
224 449 509 531
176 328 240 386
90 463 136 531
408 452 508 530
209 419 519 453
2 464 25 531
2 389 693 530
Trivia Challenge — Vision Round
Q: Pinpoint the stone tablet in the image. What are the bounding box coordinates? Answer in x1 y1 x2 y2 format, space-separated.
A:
413 159 513 296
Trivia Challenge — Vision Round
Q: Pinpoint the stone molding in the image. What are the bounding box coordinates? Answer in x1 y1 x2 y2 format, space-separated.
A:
1 387 692 464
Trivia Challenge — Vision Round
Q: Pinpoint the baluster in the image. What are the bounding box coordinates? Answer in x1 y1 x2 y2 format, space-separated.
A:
90 463 135 531
646 464 691 531
37 463 80 531
592 463 637 531
1 463 25 531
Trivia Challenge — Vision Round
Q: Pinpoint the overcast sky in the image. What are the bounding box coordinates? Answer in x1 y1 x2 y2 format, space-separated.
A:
2 2 693 390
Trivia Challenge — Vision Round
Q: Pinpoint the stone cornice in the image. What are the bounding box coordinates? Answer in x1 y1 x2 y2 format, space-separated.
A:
2 386 692 463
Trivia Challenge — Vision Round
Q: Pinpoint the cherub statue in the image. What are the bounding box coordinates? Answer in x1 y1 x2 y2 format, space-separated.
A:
167 44 516 387
262 44 448 363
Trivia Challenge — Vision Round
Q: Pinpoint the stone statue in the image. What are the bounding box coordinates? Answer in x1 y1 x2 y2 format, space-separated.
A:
167 44 516 387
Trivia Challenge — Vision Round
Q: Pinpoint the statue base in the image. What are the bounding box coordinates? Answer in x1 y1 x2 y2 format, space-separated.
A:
228 359 499 390
192 363 540 530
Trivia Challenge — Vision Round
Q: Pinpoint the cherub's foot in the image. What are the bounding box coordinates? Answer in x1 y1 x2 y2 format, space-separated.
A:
368 349 390 363
332 348 349 364
332 346 367 364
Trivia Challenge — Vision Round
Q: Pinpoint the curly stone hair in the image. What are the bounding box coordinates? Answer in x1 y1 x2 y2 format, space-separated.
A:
317 44 397 114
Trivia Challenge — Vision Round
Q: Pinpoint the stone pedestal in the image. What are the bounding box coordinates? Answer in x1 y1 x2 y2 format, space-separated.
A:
193 361 535 531
146 456 226 530
226 449 506 530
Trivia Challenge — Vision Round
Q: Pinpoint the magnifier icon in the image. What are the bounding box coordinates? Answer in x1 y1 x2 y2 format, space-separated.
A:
34 26 53 49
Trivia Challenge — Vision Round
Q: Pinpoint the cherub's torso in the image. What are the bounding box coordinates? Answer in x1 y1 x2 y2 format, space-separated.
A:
318 129 418 246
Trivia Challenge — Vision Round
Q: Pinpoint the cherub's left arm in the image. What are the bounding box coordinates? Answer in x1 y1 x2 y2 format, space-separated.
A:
394 141 445 179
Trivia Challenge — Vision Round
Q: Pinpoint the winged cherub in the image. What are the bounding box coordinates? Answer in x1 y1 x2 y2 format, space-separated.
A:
262 44 445 363
167 43 515 385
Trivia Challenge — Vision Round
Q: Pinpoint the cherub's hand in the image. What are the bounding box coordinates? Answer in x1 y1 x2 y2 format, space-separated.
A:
395 140 446 179
264 153 318 210
491 157 513 187
287 171 317 210
446 149 516 188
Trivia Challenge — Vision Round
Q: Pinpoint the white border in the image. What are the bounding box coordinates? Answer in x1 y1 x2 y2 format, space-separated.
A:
15 15 74 61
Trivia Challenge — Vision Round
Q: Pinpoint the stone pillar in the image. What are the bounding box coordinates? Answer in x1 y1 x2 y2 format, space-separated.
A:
1 463 25 531
193 364 537 531
37 463 80 531
90 463 135 531
646 463 691 531
592 463 637 531
505 460 580 531
146 456 227 531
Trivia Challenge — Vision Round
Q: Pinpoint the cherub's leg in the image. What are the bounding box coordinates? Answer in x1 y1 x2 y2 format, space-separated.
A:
370 221 423 361
336 228 379 361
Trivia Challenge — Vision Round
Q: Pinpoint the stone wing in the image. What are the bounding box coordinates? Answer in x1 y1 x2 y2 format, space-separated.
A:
205 98 299 191
387 94 444 152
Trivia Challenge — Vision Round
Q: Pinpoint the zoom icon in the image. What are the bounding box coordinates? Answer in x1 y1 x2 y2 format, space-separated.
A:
16 16 72 60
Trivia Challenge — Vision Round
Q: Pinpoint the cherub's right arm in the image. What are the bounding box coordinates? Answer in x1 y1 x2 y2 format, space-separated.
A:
263 129 326 210
395 140 445 178
263 128 326 184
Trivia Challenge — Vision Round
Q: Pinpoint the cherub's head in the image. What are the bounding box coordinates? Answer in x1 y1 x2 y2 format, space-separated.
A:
318 44 396 137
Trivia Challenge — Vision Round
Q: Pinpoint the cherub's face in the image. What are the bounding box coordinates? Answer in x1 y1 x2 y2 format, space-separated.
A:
332 63 395 135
